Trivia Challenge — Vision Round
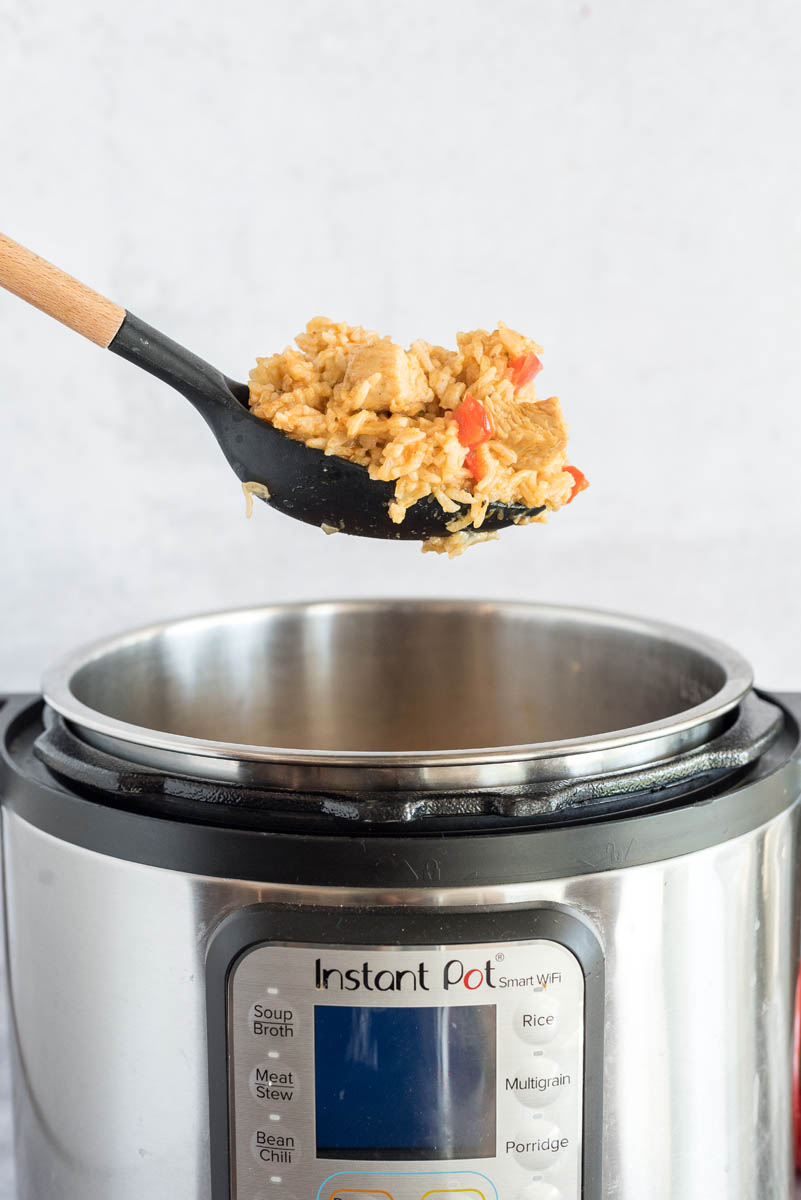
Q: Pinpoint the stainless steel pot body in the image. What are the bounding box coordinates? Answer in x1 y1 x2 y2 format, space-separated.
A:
2 783 799 1200
1 602 799 1200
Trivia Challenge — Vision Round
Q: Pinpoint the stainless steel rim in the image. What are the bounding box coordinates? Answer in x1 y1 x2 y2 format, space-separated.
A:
42 600 754 792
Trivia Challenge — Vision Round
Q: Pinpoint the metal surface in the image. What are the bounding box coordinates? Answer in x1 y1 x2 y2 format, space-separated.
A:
3 691 799 883
2 774 799 1200
41 601 754 792
32 690 783 827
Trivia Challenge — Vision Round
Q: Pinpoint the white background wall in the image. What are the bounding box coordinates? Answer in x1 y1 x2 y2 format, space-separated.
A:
1 0 800 691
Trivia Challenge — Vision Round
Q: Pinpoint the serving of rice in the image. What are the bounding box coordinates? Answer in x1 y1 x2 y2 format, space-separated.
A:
248 318 587 550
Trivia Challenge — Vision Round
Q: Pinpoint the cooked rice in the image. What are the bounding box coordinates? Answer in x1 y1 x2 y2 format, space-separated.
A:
422 529 501 557
241 480 271 518
248 318 581 532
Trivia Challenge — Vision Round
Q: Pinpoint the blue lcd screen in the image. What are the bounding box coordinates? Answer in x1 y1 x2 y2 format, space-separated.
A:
314 1005 496 1160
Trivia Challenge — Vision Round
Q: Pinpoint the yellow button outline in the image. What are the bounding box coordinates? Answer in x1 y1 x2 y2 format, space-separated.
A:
421 1191 486 1199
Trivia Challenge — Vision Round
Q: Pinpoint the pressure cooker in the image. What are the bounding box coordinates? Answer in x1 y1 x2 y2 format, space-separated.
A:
1 600 799 1200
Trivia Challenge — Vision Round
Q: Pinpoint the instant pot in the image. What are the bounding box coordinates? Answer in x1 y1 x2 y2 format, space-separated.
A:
1 600 799 1200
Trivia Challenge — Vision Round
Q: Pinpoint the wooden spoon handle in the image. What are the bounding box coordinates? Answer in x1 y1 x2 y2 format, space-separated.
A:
0 233 126 348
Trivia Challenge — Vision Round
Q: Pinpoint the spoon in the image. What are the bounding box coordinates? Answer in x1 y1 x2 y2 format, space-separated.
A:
0 234 544 539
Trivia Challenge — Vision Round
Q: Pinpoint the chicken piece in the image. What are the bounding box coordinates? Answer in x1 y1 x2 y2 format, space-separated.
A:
496 321 543 360
342 339 428 415
484 393 568 470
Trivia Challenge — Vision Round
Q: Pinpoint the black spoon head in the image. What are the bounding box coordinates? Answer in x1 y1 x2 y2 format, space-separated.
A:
108 315 546 542
217 380 546 541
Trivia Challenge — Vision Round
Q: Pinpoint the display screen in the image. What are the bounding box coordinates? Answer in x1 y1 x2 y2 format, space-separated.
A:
314 1004 496 1160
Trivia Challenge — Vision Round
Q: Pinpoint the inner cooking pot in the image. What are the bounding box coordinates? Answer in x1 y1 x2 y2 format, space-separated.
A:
41 601 753 791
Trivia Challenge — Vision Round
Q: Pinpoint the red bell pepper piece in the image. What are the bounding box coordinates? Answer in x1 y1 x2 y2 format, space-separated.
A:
464 448 486 481
507 352 542 390
454 393 493 448
565 465 588 502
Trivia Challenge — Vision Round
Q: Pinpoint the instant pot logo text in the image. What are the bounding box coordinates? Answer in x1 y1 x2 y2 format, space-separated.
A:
314 957 505 992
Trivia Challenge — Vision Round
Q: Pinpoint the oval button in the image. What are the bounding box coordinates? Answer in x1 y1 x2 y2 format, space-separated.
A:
250 1127 300 1166
514 994 560 1045
509 1121 568 1169
249 1062 300 1106
516 1184 562 1200
249 1002 297 1040
508 1056 569 1108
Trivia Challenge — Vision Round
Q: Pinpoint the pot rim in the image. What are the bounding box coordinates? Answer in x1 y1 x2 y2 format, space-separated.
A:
41 600 754 791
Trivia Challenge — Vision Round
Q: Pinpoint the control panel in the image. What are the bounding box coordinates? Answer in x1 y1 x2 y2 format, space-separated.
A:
224 937 588 1200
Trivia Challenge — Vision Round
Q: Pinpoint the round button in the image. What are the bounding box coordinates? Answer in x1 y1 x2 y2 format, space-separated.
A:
250 1127 300 1166
249 1001 297 1040
249 1062 300 1106
514 994 560 1045
516 1183 562 1200
512 1056 569 1108
509 1121 568 1169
